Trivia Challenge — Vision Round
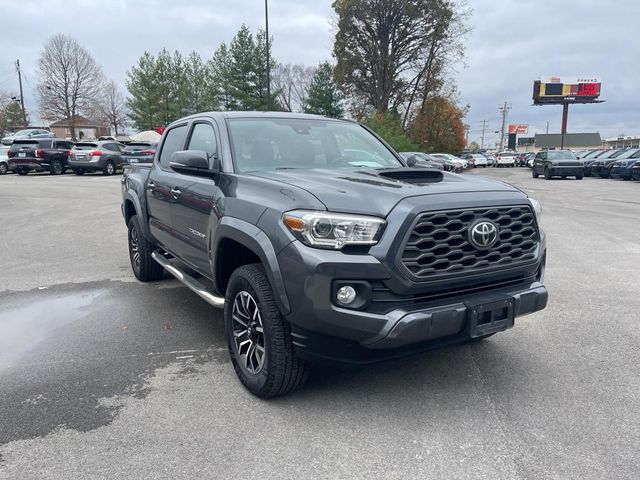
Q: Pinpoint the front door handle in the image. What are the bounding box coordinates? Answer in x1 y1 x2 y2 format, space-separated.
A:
170 187 182 198
147 181 156 191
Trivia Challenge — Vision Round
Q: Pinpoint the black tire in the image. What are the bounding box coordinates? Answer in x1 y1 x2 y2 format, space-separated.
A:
532 169 539 178
103 160 115 176
17 168 29 176
50 159 63 175
0 163 7 175
225 264 310 398
576 173 584 180
544 167 552 180
127 215 164 282
74 169 85 175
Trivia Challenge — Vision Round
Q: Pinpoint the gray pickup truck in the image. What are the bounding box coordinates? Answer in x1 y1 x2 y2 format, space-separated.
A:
121 112 548 398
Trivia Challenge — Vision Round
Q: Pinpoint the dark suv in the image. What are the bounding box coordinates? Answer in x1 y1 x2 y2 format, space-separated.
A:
7 139 74 175
532 150 583 180
68 140 124 175
122 112 548 397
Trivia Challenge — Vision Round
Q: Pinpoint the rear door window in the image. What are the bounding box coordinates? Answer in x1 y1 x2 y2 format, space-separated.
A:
158 125 188 169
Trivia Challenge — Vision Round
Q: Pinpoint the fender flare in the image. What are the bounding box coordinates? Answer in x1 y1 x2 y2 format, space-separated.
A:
212 217 291 315
122 191 152 240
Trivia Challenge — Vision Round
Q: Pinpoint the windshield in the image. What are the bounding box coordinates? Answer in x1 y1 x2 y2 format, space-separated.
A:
227 118 403 172
547 151 577 160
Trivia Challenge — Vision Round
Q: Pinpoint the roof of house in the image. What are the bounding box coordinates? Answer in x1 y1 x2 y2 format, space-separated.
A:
534 133 602 148
49 116 107 128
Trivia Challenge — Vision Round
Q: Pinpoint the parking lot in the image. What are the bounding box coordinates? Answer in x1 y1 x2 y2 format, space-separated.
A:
1 168 639 479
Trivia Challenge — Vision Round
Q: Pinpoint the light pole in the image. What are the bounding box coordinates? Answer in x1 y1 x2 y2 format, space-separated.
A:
265 0 271 111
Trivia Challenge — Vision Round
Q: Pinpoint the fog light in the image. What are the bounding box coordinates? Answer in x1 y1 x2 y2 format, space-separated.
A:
336 286 357 305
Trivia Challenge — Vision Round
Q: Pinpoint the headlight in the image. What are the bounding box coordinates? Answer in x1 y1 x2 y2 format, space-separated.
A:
283 210 386 249
529 198 542 218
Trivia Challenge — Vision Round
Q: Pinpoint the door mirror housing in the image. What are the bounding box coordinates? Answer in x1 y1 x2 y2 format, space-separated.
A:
406 155 419 167
169 150 218 177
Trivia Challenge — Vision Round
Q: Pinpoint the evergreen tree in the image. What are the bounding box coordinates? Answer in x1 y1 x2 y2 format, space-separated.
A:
126 52 160 130
303 62 343 118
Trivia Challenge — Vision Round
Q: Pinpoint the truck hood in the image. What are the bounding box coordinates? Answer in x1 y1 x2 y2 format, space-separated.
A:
249 168 522 217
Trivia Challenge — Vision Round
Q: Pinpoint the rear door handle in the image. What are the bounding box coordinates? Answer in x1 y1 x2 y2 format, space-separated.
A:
147 181 156 190
170 187 182 198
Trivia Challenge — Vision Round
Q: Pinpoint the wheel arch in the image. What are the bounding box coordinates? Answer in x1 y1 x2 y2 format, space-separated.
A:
212 217 291 315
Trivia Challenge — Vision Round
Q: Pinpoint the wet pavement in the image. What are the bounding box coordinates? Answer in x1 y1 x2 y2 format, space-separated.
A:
1 170 640 479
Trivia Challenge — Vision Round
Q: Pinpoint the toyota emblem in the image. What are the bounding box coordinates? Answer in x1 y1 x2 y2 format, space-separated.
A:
469 220 499 249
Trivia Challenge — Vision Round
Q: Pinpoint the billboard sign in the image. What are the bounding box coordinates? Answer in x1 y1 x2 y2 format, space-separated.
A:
533 77 602 105
508 124 529 134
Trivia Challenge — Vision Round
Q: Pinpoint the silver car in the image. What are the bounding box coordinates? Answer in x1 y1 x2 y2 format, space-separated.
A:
0 145 10 174
1 128 55 145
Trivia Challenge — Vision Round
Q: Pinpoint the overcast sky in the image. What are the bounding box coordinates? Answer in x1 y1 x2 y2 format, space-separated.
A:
1 0 639 144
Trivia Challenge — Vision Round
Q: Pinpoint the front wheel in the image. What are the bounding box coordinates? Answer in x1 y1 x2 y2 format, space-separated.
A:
73 169 84 175
17 168 29 176
225 264 310 398
128 215 165 282
544 167 552 180
532 169 539 178
576 173 584 180
0 162 7 175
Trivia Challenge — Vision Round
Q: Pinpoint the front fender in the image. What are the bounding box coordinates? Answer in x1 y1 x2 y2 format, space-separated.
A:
213 217 291 315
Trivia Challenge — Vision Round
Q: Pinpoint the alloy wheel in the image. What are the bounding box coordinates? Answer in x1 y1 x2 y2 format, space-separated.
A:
232 290 265 374
130 225 140 271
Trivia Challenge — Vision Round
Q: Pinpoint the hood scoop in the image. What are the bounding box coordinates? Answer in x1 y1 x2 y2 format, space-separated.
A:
376 168 444 184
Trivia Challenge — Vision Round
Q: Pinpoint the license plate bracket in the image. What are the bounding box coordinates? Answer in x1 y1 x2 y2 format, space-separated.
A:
468 298 515 338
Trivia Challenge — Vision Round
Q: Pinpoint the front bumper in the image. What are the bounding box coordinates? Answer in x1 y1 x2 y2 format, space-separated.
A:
549 166 583 176
610 166 633 179
277 233 547 364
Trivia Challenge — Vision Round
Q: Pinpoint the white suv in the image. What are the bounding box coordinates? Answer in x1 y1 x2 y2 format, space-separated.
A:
496 152 516 167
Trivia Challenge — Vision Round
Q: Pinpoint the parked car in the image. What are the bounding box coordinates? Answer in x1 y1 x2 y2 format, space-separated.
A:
121 111 548 397
484 154 496 166
532 150 583 180
472 154 488 167
122 142 158 165
431 153 467 170
632 162 640 181
495 151 516 168
589 149 628 178
1 128 55 145
0 145 10 174
608 149 640 180
398 152 444 170
6 138 74 175
427 155 462 173
581 150 610 176
68 141 125 175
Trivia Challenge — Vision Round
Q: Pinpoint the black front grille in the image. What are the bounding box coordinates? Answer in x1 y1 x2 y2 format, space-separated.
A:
401 206 538 279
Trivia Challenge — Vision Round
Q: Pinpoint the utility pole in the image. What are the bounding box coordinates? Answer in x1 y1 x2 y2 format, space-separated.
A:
498 101 511 151
265 0 271 111
479 120 488 149
464 124 470 148
15 59 27 126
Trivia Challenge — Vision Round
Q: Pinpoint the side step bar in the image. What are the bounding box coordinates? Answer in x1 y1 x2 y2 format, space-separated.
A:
151 251 225 308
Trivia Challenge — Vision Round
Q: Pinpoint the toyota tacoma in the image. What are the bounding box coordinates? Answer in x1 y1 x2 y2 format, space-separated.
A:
121 112 548 398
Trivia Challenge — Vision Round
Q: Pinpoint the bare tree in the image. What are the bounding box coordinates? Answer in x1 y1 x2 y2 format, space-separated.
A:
272 64 316 112
94 80 128 136
36 34 105 140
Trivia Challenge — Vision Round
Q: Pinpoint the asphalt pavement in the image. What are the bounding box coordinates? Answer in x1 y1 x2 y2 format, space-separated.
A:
1 168 639 479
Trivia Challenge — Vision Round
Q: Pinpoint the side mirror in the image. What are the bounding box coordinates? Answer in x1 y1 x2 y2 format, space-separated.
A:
406 155 419 167
169 150 218 177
